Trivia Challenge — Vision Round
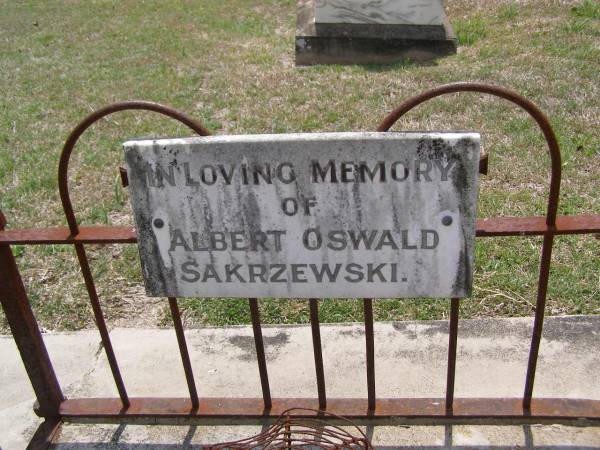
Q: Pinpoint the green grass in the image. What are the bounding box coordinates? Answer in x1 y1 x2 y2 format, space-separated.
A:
455 15 487 45
498 3 519 21
0 0 599 332
572 0 600 19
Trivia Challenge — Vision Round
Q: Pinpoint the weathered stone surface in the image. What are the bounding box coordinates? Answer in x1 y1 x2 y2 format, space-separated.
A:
124 132 479 299
314 0 447 39
314 0 445 25
296 0 457 65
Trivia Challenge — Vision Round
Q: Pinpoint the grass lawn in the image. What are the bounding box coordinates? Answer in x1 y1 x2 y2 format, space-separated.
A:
0 0 598 332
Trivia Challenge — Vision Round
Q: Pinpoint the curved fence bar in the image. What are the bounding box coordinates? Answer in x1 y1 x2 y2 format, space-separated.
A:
56 102 212 410
55 101 275 416
376 82 561 226
377 82 563 410
58 101 211 234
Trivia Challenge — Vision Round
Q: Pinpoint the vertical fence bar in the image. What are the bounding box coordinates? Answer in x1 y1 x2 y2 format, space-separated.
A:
74 242 129 407
249 298 272 409
168 297 199 409
0 237 64 418
523 234 555 409
446 298 460 413
309 298 327 410
363 298 376 412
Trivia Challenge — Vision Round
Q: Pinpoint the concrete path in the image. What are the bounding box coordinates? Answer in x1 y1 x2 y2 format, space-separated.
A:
1 316 599 449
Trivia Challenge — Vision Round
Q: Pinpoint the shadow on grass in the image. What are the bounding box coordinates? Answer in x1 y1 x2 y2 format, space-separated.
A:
358 58 439 72
298 57 438 73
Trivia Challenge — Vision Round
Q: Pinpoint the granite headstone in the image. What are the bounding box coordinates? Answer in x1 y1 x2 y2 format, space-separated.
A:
296 0 457 65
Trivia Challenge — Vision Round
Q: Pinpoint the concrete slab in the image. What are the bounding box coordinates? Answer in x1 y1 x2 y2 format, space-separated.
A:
1 316 599 449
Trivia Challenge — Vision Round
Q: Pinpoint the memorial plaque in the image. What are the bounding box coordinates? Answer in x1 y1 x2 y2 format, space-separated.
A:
124 132 479 299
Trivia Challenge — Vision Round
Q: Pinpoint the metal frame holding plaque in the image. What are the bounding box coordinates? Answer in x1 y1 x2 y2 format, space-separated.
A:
124 132 479 299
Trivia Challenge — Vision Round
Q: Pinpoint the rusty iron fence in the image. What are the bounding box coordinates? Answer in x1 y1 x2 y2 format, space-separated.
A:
1 82 600 448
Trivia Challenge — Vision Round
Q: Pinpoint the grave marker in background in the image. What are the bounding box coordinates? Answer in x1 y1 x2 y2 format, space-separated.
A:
296 0 457 65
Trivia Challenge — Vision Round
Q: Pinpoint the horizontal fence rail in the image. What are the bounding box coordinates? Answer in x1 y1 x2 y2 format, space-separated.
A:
1 216 600 245
1 83 599 450
57 398 600 422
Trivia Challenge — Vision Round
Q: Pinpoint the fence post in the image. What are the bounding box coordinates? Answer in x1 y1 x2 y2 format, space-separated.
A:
0 212 64 419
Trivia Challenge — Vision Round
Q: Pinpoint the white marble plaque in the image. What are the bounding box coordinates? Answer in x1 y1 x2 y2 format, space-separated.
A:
314 0 445 25
124 132 479 299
